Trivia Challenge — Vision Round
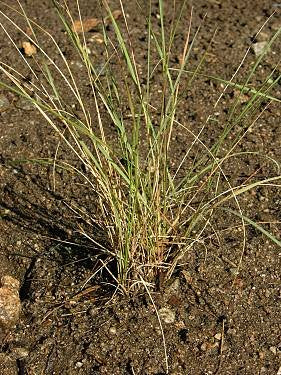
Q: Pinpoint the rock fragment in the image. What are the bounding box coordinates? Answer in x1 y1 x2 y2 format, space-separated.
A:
252 41 268 56
158 307 175 324
0 275 21 330
72 18 101 33
22 41 37 56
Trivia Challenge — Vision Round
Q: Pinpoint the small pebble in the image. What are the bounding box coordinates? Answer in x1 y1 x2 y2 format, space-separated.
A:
109 326 117 335
22 41 37 56
200 342 208 351
158 307 175 324
252 41 268 56
75 362 83 368
200 341 218 351
269 346 277 355
214 333 222 340
0 275 21 330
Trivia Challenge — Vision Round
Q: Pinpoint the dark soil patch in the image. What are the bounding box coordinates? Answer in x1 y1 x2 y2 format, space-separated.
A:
0 1 280 374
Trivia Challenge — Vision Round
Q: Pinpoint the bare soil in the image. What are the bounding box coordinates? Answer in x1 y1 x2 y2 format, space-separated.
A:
0 1 281 374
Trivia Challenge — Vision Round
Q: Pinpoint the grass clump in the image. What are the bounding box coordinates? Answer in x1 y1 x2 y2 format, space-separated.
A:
0 0 280 292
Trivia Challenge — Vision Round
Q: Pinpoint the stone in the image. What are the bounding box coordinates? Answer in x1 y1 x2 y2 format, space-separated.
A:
158 307 175 324
0 276 21 330
109 326 117 335
269 346 277 355
252 41 268 57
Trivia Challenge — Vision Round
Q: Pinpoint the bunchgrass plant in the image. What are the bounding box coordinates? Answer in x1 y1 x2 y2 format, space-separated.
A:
0 0 280 293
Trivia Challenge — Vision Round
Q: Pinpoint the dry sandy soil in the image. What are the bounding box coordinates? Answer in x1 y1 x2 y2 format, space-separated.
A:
0 0 281 374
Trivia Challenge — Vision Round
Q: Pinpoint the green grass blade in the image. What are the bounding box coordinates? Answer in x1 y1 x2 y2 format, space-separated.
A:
226 209 281 247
